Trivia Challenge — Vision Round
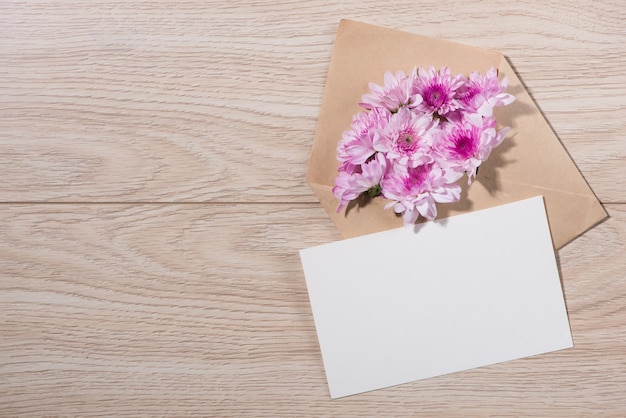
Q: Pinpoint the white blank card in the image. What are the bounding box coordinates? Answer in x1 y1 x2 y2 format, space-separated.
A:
299 196 573 398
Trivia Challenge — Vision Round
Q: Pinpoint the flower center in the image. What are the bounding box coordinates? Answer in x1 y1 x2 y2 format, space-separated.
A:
402 164 431 192
396 129 419 154
458 85 480 104
425 84 446 108
451 129 478 159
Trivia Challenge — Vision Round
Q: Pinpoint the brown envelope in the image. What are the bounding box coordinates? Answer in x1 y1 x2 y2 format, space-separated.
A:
307 19 607 249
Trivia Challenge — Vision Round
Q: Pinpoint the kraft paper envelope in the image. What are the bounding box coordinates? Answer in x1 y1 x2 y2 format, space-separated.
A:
300 197 573 398
307 20 607 249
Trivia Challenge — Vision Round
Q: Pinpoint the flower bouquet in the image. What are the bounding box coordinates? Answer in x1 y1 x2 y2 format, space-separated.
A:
333 66 514 225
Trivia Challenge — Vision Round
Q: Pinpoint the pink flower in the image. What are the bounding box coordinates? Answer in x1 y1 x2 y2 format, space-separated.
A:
379 107 436 168
337 109 389 166
413 66 464 117
456 67 515 125
381 162 462 225
360 70 423 113
436 116 509 183
333 153 388 211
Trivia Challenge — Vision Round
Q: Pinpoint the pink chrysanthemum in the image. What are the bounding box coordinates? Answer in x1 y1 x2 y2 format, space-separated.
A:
333 153 388 211
381 162 462 225
436 117 509 183
456 67 515 125
360 70 423 113
413 66 464 117
378 107 436 168
337 109 389 168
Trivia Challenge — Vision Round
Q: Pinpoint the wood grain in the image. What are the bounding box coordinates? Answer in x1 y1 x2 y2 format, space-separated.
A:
1 0 624 202
0 204 624 416
0 0 625 416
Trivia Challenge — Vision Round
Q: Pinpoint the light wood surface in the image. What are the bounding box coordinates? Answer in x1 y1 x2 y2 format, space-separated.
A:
1 1 624 416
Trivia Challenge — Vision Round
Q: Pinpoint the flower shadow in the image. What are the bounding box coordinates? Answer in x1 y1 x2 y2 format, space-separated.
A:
474 130 518 197
344 193 375 216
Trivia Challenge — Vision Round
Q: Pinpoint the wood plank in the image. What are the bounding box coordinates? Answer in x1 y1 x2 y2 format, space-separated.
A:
1 1 624 202
1 203 624 416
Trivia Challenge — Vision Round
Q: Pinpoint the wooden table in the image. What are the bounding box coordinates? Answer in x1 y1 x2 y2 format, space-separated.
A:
1 1 624 416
